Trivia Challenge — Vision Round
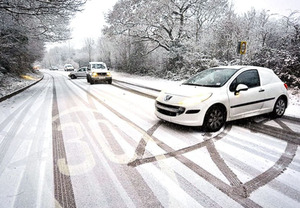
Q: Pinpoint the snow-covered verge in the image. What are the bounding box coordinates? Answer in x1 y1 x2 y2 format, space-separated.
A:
0 71 43 99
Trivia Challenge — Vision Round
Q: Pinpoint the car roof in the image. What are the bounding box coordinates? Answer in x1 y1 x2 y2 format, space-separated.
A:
89 62 106 64
214 65 274 73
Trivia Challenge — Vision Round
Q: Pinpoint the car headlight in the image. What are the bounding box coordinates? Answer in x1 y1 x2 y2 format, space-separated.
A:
107 72 111 76
178 93 212 105
156 90 165 100
92 72 98 77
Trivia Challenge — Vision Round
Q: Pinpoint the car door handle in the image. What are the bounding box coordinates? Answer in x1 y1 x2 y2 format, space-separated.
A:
259 89 265 92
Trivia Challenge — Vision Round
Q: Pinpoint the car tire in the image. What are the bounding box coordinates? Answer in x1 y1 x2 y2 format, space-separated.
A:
272 96 286 118
108 79 112 84
204 105 226 132
71 75 76 79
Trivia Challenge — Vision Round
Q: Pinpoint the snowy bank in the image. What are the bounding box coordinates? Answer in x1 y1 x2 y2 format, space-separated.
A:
0 71 43 101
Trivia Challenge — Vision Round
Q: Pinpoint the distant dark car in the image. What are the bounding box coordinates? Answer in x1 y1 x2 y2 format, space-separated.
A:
49 66 58 70
68 67 88 79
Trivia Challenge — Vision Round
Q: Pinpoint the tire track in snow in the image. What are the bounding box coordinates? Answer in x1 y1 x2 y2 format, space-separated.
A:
69 76 258 206
55 74 163 207
243 120 298 196
51 74 76 208
67 73 299 207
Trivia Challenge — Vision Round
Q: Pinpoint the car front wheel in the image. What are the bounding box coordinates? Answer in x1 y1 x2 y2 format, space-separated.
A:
272 97 286 118
204 105 226 132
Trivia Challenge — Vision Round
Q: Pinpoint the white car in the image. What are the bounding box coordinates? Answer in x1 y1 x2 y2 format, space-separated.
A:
64 64 74 71
155 66 289 132
86 62 112 84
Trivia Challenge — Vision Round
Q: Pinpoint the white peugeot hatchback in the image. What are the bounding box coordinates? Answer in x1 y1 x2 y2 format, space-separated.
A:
155 66 289 131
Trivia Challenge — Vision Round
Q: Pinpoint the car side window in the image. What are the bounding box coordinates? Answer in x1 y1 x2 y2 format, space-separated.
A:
230 69 260 91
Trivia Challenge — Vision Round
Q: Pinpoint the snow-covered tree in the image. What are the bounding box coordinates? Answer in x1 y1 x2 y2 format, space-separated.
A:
0 0 86 73
104 0 230 73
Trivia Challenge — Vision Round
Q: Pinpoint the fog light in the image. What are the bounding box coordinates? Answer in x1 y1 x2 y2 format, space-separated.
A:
92 72 98 77
177 107 185 115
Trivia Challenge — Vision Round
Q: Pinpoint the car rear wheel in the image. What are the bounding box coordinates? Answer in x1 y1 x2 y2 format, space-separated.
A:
272 97 286 118
204 105 226 132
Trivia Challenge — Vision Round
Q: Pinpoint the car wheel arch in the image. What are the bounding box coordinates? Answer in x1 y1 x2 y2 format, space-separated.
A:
272 95 288 118
278 95 288 105
203 103 227 132
211 103 227 117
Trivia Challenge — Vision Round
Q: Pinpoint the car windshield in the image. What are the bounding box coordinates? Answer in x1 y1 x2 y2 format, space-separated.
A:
183 68 239 87
91 64 106 69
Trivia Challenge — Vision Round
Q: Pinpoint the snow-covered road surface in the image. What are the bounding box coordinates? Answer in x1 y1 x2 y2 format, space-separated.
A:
0 70 299 207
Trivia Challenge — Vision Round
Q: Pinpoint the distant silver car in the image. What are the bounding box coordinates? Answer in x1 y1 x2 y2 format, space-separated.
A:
64 64 74 71
155 66 289 132
68 67 87 79
49 66 58 70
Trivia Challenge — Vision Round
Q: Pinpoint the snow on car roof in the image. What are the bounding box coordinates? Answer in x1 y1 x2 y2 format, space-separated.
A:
215 65 274 73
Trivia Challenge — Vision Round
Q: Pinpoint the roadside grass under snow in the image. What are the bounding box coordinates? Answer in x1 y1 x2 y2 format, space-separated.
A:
0 71 42 98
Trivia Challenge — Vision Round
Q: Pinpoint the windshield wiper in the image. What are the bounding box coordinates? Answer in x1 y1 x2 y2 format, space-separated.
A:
182 83 221 87
182 83 204 87
204 85 221 87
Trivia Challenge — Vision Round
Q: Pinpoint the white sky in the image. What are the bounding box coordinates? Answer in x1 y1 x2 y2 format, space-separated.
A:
231 0 300 15
69 0 118 48
48 0 300 49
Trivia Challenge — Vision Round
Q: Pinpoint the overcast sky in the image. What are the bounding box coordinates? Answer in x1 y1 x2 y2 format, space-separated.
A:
68 0 117 48
50 0 300 49
231 0 300 15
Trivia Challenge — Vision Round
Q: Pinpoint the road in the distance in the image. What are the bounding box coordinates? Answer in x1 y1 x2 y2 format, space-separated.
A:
0 70 299 208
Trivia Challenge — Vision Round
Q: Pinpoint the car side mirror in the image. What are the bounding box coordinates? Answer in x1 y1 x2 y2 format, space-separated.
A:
235 84 248 95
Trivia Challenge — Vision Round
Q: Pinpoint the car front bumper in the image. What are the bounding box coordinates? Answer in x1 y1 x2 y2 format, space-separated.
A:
154 101 207 126
90 76 112 81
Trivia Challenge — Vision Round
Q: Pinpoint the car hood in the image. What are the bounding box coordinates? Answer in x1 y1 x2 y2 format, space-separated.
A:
165 84 218 96
91 69 108 73
157 84 218 105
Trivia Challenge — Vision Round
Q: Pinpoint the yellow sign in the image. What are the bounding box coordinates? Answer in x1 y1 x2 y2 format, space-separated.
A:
240 41 247 54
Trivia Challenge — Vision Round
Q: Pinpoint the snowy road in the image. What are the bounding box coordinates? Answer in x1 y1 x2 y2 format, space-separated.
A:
0 70 299 208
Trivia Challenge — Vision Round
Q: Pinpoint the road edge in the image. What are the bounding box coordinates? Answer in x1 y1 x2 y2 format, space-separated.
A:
0 74 44 103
